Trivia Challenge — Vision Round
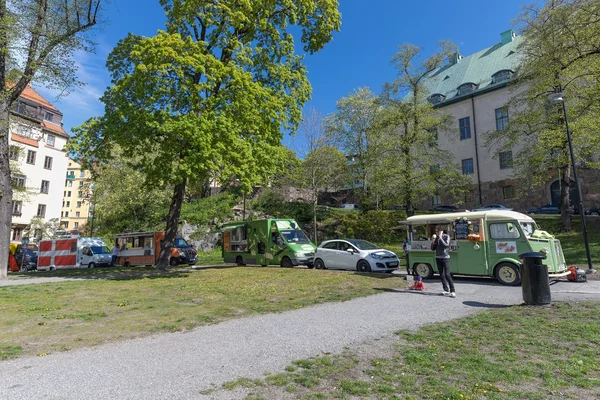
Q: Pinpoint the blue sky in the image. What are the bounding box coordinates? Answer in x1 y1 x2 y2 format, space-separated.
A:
37 0 530 148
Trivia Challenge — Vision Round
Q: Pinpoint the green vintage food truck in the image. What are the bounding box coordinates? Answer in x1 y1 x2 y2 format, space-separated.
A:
221 219 316 268
400 210 570 285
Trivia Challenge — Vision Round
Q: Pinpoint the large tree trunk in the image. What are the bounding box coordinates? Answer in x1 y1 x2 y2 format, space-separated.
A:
0 100 13 280
559 165 572 232
156 177 187 271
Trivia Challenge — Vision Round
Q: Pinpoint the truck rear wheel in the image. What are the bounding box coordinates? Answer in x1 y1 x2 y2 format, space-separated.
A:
88 263 95 269
169 258 179 266
236 256 245 266
280 257 293 268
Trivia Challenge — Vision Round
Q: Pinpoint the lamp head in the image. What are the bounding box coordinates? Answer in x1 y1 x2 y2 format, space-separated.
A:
548 92 565 103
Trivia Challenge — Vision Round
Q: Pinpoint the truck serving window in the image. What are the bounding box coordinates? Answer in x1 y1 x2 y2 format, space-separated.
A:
280 229 310 243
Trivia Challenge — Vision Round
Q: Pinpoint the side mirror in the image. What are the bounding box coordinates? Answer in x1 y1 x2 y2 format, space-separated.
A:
346 248 354 254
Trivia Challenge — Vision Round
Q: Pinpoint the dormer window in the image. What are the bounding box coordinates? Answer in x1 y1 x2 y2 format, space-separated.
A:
492 70 513 84
457 83 478 96
428 94 446 105
44 112 54 122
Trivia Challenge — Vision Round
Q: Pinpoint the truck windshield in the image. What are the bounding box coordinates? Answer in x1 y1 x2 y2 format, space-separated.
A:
91 246 110 254
174 238 189 248
280 229 310 243
519 222 537 237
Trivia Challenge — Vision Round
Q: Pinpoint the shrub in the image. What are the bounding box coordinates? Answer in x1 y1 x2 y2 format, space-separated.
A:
181 192 237 226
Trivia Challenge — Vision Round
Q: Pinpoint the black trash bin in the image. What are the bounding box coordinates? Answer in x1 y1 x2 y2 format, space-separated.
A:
519 252 551 305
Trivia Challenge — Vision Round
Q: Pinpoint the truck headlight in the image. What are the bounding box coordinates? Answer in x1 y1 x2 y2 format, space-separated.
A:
294 252 305 258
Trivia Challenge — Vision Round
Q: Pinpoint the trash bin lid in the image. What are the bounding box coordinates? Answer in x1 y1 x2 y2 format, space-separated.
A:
518 251 546 260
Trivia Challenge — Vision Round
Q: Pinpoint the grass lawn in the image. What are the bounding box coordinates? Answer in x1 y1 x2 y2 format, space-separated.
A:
0 267 405 360
224 302 600 400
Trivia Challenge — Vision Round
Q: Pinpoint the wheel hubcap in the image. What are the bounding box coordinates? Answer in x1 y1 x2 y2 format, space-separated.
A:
500 266 516 282
416 264 429 276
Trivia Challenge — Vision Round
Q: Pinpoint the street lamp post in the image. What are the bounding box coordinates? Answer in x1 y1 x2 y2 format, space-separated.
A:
549 91 595 274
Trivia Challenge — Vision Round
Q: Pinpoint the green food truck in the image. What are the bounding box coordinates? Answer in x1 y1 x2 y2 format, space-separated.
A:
221 219 316 268
400 210 570 285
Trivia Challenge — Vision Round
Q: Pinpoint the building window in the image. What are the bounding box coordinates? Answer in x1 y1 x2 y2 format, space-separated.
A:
12 201 22 216
80 170 85 177
459 117 471 140
16 124 33 138
74 222 79 229
78 191 83 198
47 134 56 146
64 211 69 217
76 211 81 218
79 181 84 187
40 180 50 194
67 191 71 197
457 82 478 96
67 181 73 187
428 94 446 105
12 227 23 241
37 204 46 217
462 158 474 175
9 146 19 160
77 201 82 208
63 222 69 229
26 150 36 165
66 201 70 207
499 151 513 169
503 186 515 200
44 156 53 170
44 112 54 122
492 70 512 84
12 175 26 188
432 195 441 206
495 107 509 131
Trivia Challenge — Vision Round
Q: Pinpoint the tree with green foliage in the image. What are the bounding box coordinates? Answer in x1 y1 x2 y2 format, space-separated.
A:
488 0 600 231
324 88 380 203
0 0 105 280
73 147 173 237
24 217 60 241
301 145 350 242
375 43 470 216
69 0 341 271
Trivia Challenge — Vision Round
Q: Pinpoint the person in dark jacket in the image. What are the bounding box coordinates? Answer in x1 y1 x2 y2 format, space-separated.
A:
431 229 456 297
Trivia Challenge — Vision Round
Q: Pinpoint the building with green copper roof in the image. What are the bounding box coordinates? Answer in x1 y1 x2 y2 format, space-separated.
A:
417 30 588 212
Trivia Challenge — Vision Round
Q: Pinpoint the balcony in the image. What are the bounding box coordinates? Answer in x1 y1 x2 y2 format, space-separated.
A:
66 173 75 179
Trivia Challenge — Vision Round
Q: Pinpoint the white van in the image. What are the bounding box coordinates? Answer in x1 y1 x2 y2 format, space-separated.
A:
38 237 112 270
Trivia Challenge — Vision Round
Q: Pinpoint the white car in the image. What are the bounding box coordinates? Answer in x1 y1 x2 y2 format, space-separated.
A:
313 239 399 273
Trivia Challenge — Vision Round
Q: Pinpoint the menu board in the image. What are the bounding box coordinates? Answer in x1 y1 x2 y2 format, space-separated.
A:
455 220 469 240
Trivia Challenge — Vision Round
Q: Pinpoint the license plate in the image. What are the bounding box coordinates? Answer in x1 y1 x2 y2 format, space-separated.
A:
388 262 398 267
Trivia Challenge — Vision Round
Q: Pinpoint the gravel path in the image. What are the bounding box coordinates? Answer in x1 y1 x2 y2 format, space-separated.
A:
1 278 599 400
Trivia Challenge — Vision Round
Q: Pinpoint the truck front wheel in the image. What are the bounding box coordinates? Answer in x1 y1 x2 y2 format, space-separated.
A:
280 257 293 268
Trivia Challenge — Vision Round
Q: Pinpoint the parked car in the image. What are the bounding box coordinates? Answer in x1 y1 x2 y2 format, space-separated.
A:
471 204 513 211
313 239 399 273
433 205 458 212
14 244 38 271
527 204 559 214
585 207 600 216
339 203 359 210
527 204 578 214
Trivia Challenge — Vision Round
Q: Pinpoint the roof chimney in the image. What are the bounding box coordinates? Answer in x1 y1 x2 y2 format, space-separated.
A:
501 29 516 45
449 52 463 65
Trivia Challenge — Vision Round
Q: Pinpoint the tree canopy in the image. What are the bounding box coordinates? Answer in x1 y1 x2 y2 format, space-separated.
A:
70 0 341 270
